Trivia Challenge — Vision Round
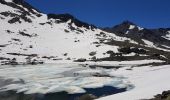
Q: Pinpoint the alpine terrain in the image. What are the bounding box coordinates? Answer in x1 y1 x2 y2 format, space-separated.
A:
0 0 170 100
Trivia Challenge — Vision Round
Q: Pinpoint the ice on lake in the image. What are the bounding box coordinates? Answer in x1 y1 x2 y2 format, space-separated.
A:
0 63 132 95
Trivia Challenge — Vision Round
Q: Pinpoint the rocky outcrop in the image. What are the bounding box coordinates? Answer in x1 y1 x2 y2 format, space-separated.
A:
147 90 170 100
47 13 97 30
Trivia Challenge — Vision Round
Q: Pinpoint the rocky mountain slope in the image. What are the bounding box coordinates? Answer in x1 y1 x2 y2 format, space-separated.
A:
0 0 170 65
103 21 170 47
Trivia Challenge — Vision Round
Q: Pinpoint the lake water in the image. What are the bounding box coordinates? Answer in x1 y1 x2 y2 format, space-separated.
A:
0 86 127 100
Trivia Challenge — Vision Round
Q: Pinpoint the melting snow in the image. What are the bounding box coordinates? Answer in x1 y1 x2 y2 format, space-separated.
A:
0 64 130 94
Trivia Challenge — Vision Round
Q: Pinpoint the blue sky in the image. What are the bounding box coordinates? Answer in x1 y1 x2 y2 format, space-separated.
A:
26 0 170 28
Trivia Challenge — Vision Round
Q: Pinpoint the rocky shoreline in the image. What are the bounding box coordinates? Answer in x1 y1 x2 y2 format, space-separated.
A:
147 90 170 100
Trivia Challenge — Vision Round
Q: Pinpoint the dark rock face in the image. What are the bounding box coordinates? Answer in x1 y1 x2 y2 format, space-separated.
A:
13 0 24 4
118 47 147 54
47 14 97 30
105 21 138 33
0 11 32 23
74 58 87 62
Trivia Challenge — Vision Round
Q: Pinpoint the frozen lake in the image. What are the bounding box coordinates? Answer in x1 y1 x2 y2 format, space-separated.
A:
0 63 132 100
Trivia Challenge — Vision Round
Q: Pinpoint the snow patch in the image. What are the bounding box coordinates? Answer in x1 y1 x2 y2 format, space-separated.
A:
162 45 170 49
4 0 13 2
142 39 154 47
129 25 135 30
162 32 170 40
125 31 129 34
137 26 144 30
142 39 170 52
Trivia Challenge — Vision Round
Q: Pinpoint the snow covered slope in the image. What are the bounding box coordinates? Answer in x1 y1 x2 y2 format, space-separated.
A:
0 0 170 65
98 65 170 100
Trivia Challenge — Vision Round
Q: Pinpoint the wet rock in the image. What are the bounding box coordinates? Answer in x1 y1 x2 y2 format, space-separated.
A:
78 94 97 100
74 58 87 62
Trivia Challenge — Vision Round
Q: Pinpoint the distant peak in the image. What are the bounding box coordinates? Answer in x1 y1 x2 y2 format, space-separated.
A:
121 20 136 26
111 20 137 30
